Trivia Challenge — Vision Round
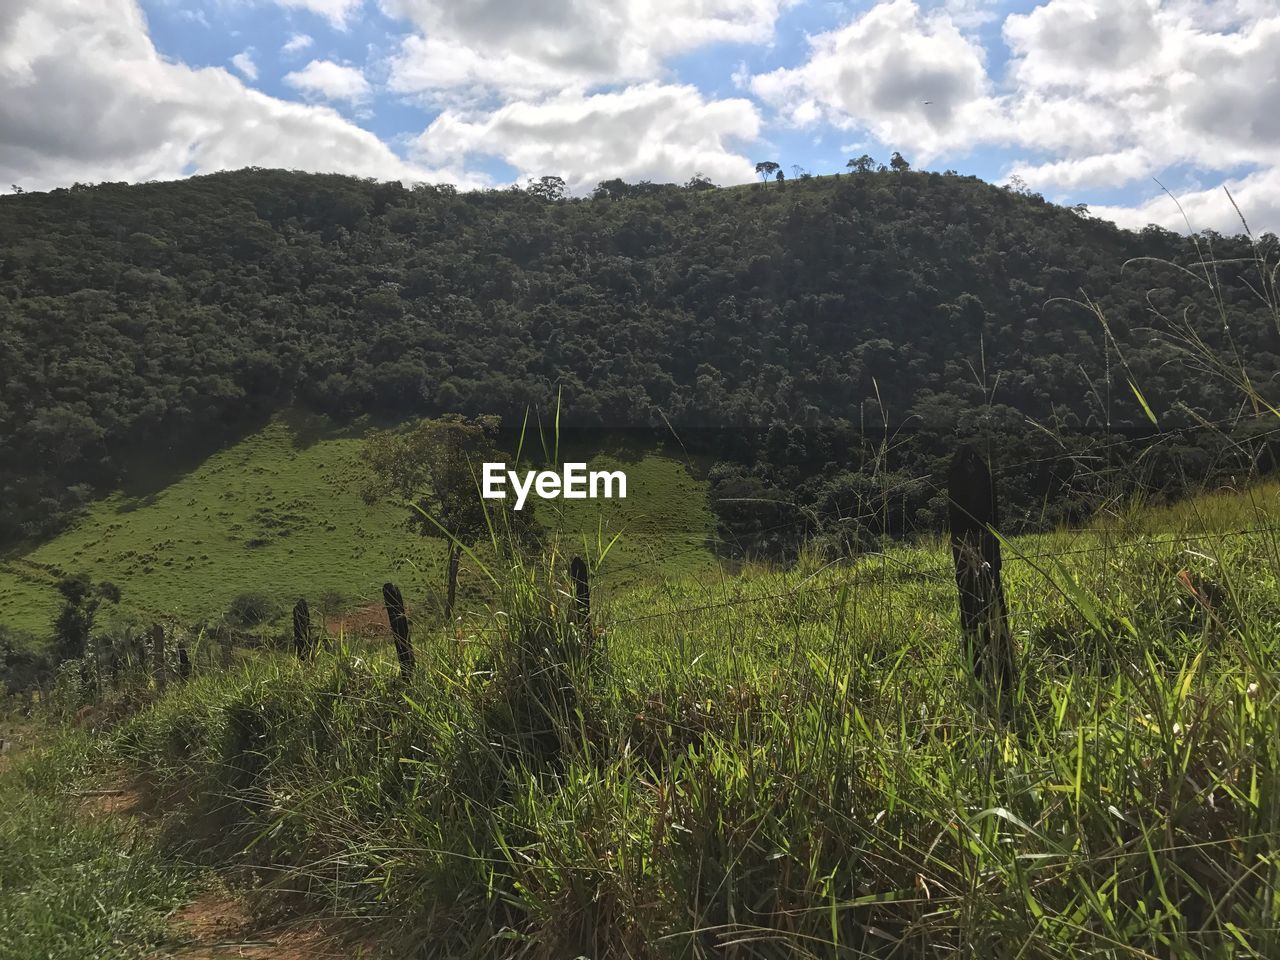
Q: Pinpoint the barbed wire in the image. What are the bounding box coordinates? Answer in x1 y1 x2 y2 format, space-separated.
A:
602 522 1280 628
577 416 1280 583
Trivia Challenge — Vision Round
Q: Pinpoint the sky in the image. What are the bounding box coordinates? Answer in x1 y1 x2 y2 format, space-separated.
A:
1 0 1278 234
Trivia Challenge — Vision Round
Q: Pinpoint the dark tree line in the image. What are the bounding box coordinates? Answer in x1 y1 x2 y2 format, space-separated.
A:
1 167 1277 555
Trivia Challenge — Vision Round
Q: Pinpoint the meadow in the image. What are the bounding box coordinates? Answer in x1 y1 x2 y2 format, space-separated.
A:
4 474 1277 958
0 413 717 640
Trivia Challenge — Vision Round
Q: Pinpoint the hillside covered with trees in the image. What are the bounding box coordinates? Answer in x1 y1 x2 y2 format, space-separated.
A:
2 167 1277 552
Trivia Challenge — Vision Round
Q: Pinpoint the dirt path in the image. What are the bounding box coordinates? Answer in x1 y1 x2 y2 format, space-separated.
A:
78 776 376 960
77 784 150 818
158 890 367 959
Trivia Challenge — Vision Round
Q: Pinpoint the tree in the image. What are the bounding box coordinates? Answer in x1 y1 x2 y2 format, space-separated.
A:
52 574 121 663
775 169 786 186
360 415 504 621
684 173 716 191
754 161 780 182
593 178 632 200
527 175 566 201
889 151 911 173
846 154 876 173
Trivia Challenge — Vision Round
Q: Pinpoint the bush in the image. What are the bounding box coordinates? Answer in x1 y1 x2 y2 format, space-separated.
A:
227 592 280 628
317 589 345 617
0 625 49 695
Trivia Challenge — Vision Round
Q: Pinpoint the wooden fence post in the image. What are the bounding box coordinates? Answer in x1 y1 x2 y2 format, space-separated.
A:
220 626 233 669
445 547 461 622
177 643 191 682
947 445 1015 700
570 555 590 624
151 623 166 692
382 582 415 682
293 599 311 661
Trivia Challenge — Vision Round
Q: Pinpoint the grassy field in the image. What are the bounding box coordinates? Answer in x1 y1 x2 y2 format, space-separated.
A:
3 478 1273 958
0 414 717 641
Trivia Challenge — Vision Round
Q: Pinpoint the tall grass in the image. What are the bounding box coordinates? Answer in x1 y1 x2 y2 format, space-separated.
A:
0 733 194 960
96 487 1280 958
19 192 1280 959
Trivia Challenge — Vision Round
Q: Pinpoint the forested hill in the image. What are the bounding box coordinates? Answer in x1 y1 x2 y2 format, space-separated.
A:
2 168 1278 549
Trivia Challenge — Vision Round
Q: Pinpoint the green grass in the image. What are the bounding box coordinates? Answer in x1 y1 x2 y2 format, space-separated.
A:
0 414 716 639
79 479 1280 958
0 733 195 960
8 418 1279 957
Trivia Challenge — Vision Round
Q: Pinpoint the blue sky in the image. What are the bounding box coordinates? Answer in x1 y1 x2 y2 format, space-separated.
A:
4 0 1279 233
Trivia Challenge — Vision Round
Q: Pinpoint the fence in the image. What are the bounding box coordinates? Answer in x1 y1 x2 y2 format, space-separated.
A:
33 427 1280 719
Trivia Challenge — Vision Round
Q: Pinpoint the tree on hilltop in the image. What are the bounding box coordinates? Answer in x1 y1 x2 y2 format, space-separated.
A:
527 175 566 201
754 161 780 182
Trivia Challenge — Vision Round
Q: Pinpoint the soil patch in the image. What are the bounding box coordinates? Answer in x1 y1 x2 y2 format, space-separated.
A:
325 601 392 639
77 783 151 819
160 888 373 959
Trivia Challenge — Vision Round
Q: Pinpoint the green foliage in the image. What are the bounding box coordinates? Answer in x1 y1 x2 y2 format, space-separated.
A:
0 625 47 693
226 590 279 628
361 413 530 616
360 413 503 545
526 175 566 201
0 736 194 960
51 574 120 663
753 159 780 180
1 168 1277 551
97 487 1280 957
0 417 716 642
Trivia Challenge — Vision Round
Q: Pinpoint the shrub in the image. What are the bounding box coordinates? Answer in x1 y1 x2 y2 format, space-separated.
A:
227 591 280 628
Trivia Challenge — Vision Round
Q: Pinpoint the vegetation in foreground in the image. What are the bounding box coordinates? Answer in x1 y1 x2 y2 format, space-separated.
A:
8 480 1274 958
0 733 194 960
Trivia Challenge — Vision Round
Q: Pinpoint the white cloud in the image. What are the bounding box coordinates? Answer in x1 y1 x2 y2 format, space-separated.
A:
271 0 364 30
1092 168 1280 236
384 0 787 101
5 0 1280 233
1002 0 1163 93
941 0 1003 29
414 83 761 194
281 33 314 55
747 0 1280 231
1006 149 1155 192
0 0 475 192
230 50 257 81
999 0 1280 228
750 0 1002 163
283 59 372 104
